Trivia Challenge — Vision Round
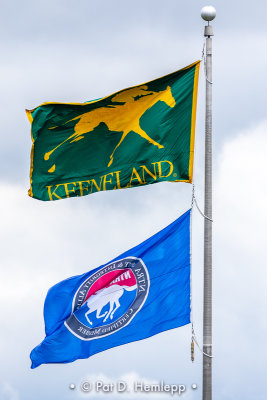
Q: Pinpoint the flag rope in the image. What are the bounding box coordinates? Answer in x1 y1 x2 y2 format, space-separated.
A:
202 40 213 84
192 184 213 222
192 324 213 358
189 42 214 362
189 206 194 361
190 187 214 359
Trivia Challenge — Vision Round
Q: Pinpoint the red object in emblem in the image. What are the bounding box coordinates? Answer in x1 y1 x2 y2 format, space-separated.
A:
84 269 136 303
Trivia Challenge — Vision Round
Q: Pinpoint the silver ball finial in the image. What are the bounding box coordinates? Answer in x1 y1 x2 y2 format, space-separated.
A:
201 6 216 22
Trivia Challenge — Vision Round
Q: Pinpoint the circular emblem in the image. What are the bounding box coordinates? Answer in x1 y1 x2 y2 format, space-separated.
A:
65 257 150 340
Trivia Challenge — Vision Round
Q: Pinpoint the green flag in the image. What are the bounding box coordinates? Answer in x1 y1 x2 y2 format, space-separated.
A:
27 61 200 201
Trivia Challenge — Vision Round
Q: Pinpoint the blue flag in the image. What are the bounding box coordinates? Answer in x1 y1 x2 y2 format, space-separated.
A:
30 210 191 368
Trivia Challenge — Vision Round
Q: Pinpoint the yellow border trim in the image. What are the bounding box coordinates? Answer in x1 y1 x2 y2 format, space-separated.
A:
25 61 201 115
28 143 34 197
26 61 200 197
188 61 200 183
26 109 34 197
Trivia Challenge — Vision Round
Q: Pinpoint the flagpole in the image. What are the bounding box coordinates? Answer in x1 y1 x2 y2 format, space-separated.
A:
201 6 216 400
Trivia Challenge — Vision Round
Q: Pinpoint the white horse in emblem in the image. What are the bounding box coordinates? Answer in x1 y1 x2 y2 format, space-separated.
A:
85 284 137 325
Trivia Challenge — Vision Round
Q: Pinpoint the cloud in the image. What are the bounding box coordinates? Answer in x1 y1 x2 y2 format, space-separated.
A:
1 120 267 399
0 177 193 400
212 120 267 399
2 0 267 193
0 383 20 400
1 0 267 396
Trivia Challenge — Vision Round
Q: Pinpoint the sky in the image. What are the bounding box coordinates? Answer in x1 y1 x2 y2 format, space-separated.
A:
0 1 267 399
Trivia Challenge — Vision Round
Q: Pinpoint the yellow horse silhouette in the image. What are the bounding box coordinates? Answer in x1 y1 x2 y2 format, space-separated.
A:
45 85 176 168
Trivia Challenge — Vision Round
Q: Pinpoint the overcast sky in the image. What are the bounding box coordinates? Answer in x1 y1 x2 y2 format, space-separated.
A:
1 1 267 400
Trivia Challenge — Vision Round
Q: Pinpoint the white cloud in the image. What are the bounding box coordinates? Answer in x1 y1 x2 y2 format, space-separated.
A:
212 121 267 399
0 178 193 400
0 383 20 400
1 0 267 399
1 122 267 399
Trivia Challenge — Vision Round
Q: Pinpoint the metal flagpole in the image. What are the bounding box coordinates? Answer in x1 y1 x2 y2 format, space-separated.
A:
201 6 216 400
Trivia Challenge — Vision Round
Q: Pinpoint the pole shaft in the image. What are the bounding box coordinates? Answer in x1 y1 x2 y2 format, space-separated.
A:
203 31 213 400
